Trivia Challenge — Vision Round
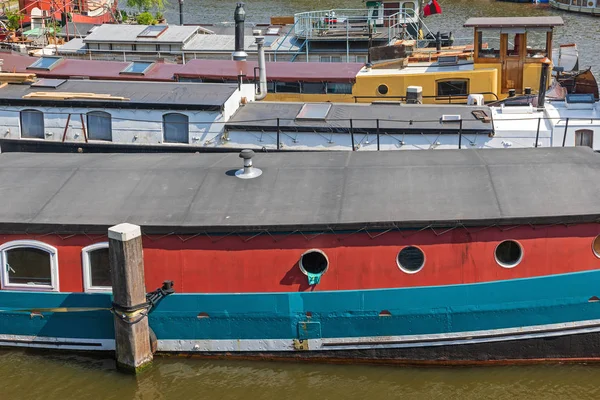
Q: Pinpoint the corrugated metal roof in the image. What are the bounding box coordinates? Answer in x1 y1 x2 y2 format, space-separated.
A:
464 17 564 28
0 148 597 233
83 24 200 43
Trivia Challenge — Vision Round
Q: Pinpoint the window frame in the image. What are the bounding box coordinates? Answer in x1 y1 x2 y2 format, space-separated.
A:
82 242 111 293
20 109 45 139
0 240 59 292
396 245 425 274
86 111 113 141
494 240 523 269
162 112 190 144
436 79 470 98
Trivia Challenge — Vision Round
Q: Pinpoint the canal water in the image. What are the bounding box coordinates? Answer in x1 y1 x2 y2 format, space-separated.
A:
152 0 600 78
3 348 600 399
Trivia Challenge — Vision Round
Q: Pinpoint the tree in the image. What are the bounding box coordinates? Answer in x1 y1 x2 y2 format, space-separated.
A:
136 11 156 25
5 11 24 31
126 0 167 12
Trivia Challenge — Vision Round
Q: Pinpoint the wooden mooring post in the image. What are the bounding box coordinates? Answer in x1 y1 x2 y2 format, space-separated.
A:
108 223 153 374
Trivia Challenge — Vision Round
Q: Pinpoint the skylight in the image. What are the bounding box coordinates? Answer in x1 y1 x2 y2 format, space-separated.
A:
120 61 155 75
137 25 168 38
31 78 66 88
296 103 332 120
27 56 63 71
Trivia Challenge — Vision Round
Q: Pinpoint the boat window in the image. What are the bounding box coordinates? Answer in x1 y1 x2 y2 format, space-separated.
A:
163 113 189 144
401 2 416 17
397 246 425 273
82 243 111 292
27 56 62 70
506 33 524 57
87 111 112 141
476 29 500 59
495 240 523 268
437 79 469 97
378 84 389 95
20 109 45 139
526 30 549 58
302 82 326 94
299 249 329 285
0 241 59 291
267 81 275 92
120 61 154 75
275 81 301 93
326 82 353 94
575 129 593 148
593 235 600 258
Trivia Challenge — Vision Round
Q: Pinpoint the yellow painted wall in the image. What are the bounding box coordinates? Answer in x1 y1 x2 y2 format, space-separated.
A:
352 68 499 104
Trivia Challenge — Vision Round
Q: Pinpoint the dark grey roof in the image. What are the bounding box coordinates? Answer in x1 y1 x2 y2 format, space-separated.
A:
226 103 493 133
464 17 564 28
0 80 238 111
0 147 598 234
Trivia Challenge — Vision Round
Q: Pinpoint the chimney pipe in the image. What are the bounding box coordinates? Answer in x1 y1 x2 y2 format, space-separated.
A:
179 0 184 25
235 149 262 179
233 3 247 61
255 36 268 100
537 57 551 109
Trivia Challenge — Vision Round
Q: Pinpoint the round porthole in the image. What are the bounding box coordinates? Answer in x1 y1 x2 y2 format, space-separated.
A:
592 235 600 258
299 249 329 276
397 246 425 273
495 240 523 268
377 84 389 95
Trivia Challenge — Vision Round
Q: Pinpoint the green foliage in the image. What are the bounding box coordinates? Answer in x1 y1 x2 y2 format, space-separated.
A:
5 11 24 31
47 20 62 34
154 11 164 21
126 0 167 12
120 9 129 22
136 11 156 25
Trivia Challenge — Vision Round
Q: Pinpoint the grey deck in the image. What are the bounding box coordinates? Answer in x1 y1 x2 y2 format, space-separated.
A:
0 147 598 234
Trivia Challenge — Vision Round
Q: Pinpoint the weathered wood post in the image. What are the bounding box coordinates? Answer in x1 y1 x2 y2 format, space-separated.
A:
108 223 152 374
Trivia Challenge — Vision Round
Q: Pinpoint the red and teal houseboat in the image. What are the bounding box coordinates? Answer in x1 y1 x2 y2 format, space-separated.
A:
2 147 600 364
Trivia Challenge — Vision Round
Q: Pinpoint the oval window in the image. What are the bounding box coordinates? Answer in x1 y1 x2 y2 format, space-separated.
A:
397 246 425 273
495 240 523 268
300 249 329 276
593 235 600 258
377 84 389 95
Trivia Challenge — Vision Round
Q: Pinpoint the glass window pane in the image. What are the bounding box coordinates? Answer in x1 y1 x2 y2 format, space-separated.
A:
477 29 500 59
327 83 353 94
302 82 326 94
275 81 301 93
20 110 45 139
6 247 51 286
163 113 189 143
437 80 469 96
87 112 112 141
89 248 111 288
526 31 548 58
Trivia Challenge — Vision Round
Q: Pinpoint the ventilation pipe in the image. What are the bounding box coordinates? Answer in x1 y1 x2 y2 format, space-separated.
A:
232 3 247 61
255 36 268 100
179 0 184 25
235 149 262 179
537 57 552 109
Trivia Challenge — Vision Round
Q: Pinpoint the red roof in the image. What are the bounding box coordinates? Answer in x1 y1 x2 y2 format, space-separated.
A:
176 59 363 83
1 53 363 83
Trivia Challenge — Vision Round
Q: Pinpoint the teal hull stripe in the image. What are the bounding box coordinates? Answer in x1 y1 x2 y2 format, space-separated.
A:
1 270 600 341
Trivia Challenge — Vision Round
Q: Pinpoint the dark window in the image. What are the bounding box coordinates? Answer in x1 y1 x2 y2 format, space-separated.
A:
20 110 44 139
575 129 593 148
495 240 522 268
327 82 353 94
6 247 52 286
275 81 301 93
437 80 469 97
302 82 326 94
397 246 425 273
300 250 328 275
87 111 112 141
378 84 389 95
88 248 111 288
163 113 189 143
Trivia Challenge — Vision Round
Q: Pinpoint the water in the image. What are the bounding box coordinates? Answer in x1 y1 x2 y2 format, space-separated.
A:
3 349 600 399
146 0 600 78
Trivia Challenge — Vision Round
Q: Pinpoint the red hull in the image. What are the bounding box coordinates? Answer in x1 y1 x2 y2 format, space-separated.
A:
18 0 117 26
1 222 599 294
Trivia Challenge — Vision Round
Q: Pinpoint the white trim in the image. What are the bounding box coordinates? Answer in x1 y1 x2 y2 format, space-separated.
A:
495 240 523 268
396 245 425 274
81 242 111 293
0 334 114 351
108 223 141 241
0 240 59 292
157 319 600 353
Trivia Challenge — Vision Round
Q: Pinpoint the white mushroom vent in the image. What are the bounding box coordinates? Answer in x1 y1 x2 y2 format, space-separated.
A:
235 149 262 179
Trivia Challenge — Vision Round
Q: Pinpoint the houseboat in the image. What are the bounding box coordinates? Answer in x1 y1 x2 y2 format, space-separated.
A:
550 0 600 15
18 0 118 26
2 147 600 365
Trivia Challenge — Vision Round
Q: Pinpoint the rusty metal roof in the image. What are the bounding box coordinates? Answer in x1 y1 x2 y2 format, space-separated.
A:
464 16 564 28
